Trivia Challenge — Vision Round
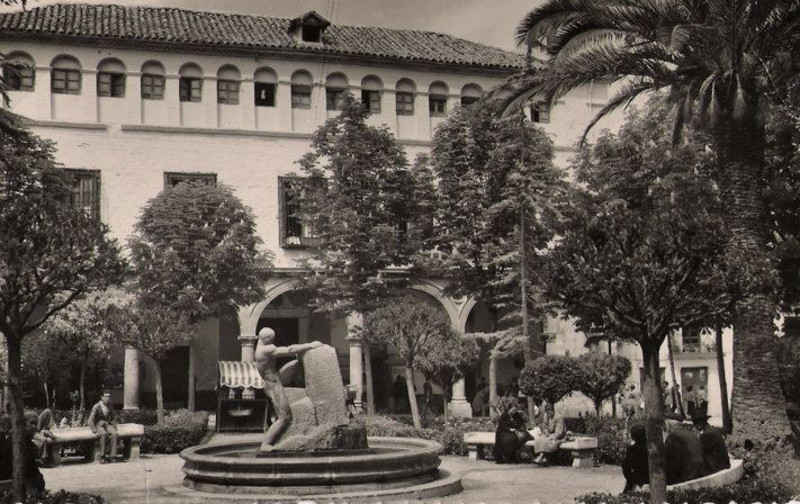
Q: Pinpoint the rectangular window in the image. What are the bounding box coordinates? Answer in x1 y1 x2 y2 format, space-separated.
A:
681 326 702 352
52 69 81 95
97 72 125 98
141 74 165 100
429 94 447 116
326 88 345 111
361 90 381 113
291 85 311 109
255 82 276 107
396 91 414 116
279 177 318 248
302 25 322 43
179 77 202 102
3 64 35 91
164 172 217 188
217 79 240 105
531 101 551 123
461 96 479 107
64 169 100 220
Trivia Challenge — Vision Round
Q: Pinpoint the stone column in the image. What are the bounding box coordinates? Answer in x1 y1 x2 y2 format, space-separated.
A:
347 336 363 412
450 378 472 418
238 334 259 362
123 346 141 410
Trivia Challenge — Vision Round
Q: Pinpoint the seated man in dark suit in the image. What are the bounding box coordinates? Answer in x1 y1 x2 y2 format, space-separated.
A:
621 422 649 493
691 412 730 474
664 418 707 485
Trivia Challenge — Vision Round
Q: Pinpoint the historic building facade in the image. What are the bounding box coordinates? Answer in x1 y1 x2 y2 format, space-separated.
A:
0 3 731 423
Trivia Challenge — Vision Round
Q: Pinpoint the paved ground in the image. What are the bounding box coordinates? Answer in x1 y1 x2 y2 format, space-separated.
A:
41 434 623 504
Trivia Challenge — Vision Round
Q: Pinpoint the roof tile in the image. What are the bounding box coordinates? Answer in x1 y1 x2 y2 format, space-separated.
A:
0 3 523 70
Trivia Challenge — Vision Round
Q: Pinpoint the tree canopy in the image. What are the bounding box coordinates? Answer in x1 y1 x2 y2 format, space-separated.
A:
575 353 632 415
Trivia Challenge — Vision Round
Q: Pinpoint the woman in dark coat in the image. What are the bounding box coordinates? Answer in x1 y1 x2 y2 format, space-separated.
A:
493 400 531 464
622 422 649 493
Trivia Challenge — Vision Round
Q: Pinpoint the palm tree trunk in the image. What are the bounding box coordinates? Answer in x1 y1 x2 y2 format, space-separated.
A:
715 323 732 434
641 342 667 504
405 366 422 430
666 332 684 417
714 117 789 449
5 334 28 501
155 358 165 424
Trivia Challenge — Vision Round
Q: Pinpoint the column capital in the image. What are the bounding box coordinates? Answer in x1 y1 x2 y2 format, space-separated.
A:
346 335 363 346
238 334 259 346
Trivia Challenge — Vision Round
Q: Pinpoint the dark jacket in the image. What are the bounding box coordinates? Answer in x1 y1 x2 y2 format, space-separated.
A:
664 428 707 485
699 426 730 474
622 441 649 491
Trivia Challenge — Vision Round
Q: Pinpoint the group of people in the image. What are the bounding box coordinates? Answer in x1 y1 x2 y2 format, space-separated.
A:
622 411 730 493
621 381 710 420
492 399 567 465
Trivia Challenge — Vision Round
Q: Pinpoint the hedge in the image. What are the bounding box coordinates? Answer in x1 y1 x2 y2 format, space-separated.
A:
140 409 209 454
0 490 106 504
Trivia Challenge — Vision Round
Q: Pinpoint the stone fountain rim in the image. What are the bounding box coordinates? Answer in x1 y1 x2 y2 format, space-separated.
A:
180 436 442 467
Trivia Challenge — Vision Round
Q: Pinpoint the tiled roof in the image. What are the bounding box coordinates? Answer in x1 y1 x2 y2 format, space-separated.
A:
0 4 524 71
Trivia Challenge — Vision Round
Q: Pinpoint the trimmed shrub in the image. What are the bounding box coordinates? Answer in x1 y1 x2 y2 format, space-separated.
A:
140 409 209 454
520 355 582 405
577 415 628 465
117 409 160 426
362 414 497 456
0 490 106 504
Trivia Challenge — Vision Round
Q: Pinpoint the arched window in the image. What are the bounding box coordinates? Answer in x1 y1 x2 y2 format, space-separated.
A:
3 52 35 91
141 61 165 100
291 70 313 109
460 83 483 107
428 82 448 117
395 78 416 116
360 75 382 113
97 59 126 98
254 67 277 107
325 72 348 111
179 63 203 103
217 65 241 105
51 55 82 95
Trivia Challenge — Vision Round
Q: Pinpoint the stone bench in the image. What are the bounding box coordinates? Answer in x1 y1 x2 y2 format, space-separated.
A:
666 458 744 491
46 423 145 465
463 431 598 468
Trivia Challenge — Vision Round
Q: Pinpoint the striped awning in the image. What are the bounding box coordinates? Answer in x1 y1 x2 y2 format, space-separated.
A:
218 361 265 390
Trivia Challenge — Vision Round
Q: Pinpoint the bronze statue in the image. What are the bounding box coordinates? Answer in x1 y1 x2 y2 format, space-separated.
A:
254 327 322 452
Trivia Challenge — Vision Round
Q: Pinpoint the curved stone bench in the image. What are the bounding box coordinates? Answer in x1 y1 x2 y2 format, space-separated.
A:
463 431 598 468
667 458 744 491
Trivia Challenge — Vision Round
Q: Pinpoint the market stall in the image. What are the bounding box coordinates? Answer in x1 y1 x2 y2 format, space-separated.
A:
216 361 270 433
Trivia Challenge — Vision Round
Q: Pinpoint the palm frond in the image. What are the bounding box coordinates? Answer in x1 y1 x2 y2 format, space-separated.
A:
579 78 655 144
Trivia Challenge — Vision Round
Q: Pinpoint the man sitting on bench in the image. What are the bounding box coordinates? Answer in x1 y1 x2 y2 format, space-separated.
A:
88 391 118 463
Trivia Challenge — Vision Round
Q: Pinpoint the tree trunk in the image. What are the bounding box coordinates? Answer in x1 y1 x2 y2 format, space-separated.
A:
43 381 50 409
519 208 537 422
364 344 375 416
5 334 29 501
79 361 86 412
608 341 617 417
715 323 732 434
405 366 422 430
666 332 684 417
442 383 450 424
154 358 165 424
715 117 790 449
641 342 667 504
489 354 498 419
187 342 195 411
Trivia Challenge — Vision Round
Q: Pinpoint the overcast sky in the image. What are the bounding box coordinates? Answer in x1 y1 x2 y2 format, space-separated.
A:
2 0 540 52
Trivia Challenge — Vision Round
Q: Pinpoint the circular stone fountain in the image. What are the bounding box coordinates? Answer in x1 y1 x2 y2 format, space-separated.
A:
174 436 461 501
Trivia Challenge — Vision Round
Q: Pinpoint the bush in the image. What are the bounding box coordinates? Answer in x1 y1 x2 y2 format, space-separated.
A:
0 490 106 504
520 355 582 405
116 409 160 426
140 409 209 454
576 415 628 465
362 414 497 456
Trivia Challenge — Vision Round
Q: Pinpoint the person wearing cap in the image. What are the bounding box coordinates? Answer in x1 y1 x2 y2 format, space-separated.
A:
664 416 707 485
621 422 649 493
691 411 730 474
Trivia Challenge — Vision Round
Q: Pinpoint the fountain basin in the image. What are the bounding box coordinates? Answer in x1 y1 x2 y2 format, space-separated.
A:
180 436 443 495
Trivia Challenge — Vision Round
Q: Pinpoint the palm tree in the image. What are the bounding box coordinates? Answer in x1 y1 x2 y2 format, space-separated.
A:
511 0 797 452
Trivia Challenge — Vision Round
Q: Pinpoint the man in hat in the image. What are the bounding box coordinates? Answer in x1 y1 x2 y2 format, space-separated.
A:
691 411 730 474
664 416 707 485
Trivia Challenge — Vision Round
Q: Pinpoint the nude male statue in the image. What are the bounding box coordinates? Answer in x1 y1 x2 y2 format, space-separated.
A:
254 327 323 452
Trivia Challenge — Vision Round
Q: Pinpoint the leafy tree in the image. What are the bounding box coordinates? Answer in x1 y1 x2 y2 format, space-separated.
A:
423 101 563 417
42 290 124 410
20 330 71 409
415 330 479 423
362 294 453 429
0 122 125 500
575 353 632 416
540 106 730 503
101 287 196 423
129 181 273 409
519 354 581 406
297 95 428 413
511 0 800 451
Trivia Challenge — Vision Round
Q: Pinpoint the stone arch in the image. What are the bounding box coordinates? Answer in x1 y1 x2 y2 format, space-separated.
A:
408 281 461 330
237 278 302 336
